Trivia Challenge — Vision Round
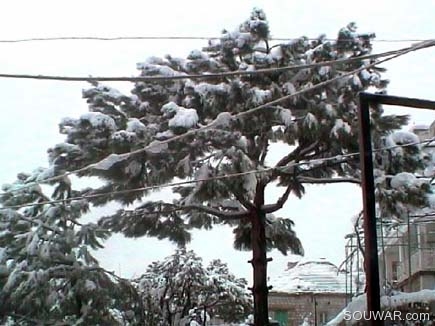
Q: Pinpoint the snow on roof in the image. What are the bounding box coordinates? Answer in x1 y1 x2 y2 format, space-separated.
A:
328 290 435 325
269 258 347 294
410 124 430 131
391 131 420 146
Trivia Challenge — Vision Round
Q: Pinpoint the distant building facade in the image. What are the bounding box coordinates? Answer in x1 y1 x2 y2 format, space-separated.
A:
387 123 435 292
380 215 435 294
268 259 350 326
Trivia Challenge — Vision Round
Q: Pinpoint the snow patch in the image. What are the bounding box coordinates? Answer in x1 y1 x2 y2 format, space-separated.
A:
427 194 435 209
0 247 6 263
324 104 336 117
146 140 168 155
328 290 435 325
161 101 179 115
155 130 174 140
279 109 293 126
360 69 371 81
212 112 233 128
252 88 272 105
390 172 417 189
304 113 318 129
92 154 125 171
270 259 346 293
331 119 351 137
391 131 420 145
85 280 97 291
270 46 283 61
318 65 330 76
194 82 229 96
136 63 186 77
111 130 136 142
168 108 199 129
80 112 116 130
126 118 147 134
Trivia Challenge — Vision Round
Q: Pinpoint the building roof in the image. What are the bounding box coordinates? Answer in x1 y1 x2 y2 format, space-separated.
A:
269 258 347 294
410 124 430 131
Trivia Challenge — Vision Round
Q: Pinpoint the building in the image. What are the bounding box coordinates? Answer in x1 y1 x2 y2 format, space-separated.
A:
382 123 435 293
379 215 435 294
328 123 435 324
268 258 350 326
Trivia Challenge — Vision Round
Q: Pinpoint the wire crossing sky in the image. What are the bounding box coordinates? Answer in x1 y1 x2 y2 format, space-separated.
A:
0 42 430 82
2 136 434 210
1 39 433 197
0 35 429 43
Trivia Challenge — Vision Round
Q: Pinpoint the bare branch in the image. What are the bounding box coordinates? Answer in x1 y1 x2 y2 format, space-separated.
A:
261 184 293 214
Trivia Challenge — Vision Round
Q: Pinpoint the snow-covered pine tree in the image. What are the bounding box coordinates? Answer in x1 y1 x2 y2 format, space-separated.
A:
135 248 251 325
4 8 432 325
0 172 143 325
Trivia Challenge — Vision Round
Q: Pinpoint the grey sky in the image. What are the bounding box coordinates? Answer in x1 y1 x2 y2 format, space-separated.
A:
1 0 435 281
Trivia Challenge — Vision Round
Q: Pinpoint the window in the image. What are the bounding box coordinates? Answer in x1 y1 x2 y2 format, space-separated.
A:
319 312 328 325
424 223 435 248
409 223 419 254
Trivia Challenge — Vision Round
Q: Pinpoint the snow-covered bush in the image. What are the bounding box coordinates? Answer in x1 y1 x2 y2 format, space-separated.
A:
135 249 252 325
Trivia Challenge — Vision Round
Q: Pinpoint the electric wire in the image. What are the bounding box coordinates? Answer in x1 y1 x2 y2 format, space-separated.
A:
0 35 429 44
2 136 434 211
0 40 433 199
0 43 428 82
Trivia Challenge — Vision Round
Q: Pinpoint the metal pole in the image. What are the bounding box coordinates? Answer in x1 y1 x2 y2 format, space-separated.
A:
356 237 360 294
407 212 412 290
349 238 353 298
358 93 382 326
345 239 349 305
380 216 387 292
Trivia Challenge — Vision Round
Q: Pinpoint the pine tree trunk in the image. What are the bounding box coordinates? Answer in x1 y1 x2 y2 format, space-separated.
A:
251 208 269 326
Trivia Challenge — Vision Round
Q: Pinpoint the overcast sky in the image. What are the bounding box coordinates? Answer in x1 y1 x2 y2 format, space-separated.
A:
1 0 435 282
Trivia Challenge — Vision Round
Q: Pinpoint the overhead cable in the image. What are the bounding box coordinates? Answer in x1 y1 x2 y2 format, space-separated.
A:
1 136 434 210
0 43 430 82
1 40 433 197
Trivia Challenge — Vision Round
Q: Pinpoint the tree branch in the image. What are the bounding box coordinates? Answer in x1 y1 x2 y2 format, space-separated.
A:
181 204 250 220
261 184 293 214
270 141 319 182
299 157 355 174
18 216 63 235
133 202 250 221
231 190 256 211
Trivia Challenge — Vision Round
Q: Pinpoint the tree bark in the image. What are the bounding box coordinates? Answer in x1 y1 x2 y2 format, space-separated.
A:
251 183 269 326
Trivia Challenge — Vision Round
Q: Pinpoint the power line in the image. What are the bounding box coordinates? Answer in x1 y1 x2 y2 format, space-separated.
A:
0 43 426 83
0 35 428 44
2 136 434 211
1 40 433 197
